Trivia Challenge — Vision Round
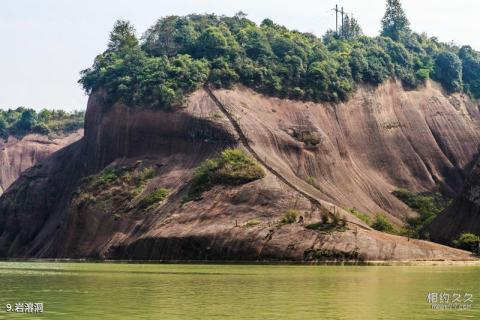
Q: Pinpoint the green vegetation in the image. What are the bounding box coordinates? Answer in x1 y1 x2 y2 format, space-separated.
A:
281 209 300 224
381 0 410 41
245 219 261 227
306 209 347 232
138 167 156 181
452 233 480 253
371 213 396 234
187 148 265 200
91 168 120 188
304 248 361 261
392 189 451 236
74 164 161 214
306 176 319 188
79 2 480 111
139 188 170 209
347 208 371 225
0 108 84 139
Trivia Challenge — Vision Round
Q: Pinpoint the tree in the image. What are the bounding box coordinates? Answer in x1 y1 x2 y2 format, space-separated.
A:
341 15 362 40
433 51 463 93
0 118 7 139
142 16 198 57
381 0 411 41
459 46 480 98
194 27 228 59
13 110 37 133
108 20 139 50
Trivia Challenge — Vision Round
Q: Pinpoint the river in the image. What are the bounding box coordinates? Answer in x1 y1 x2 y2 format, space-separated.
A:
0 262 478 319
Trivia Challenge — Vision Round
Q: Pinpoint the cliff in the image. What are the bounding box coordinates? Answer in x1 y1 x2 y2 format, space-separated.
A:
0 131 83 194
0 80 478 261
427 158 480 243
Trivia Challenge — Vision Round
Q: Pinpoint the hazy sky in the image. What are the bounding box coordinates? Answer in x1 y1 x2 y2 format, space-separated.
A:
1 0 479 111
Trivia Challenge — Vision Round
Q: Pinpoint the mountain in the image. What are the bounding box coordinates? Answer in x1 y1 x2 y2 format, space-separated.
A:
0 80 476 260
0 108 84 194
1 13 479 261
0 131 83 194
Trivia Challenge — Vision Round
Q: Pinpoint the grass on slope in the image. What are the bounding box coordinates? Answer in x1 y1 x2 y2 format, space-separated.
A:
185 148 265 201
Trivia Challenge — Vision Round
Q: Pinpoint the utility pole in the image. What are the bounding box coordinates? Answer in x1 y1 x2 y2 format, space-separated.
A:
341 7 345 37
332 4 340 36
332 5 352 38
332 5 345 37
335 4 338 35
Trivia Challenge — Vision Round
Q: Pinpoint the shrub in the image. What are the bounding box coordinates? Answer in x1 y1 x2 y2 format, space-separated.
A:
453 233 480 252
392 189 450 233
138 167 156 181
187 148 265 199
139 188 170 209
92 168 119 188
245 219 261 227
307 209 347 232
306 176 318 187
348 208 371 225
371 213 396 234
281 209 299 224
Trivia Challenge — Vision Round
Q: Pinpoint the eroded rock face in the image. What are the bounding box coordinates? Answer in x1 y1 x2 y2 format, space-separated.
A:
0 131 83 194
428 159 480 243
213 81 480 223
0 81 478 260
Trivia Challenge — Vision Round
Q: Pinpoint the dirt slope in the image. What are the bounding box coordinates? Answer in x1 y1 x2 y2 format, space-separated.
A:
0 81 478 261
0 131 83 194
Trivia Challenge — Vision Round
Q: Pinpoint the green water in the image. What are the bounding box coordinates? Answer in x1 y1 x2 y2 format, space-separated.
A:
0 262 479 319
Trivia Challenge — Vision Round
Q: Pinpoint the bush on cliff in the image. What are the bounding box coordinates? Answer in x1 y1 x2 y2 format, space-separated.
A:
281 209 299 224
79 7 480 110
371 213 396 234
186 148 265 200
138 188 170 209
392 189 451 236
453 233 480 253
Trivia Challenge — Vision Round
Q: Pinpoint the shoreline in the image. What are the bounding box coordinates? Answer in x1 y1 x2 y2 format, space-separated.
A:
1 258 480 266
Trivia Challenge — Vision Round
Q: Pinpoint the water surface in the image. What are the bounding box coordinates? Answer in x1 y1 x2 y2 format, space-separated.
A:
0 262 478 319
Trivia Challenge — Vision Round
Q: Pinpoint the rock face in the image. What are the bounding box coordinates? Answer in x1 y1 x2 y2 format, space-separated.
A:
0 131 83 194
0 80 478 261
428 159 480 243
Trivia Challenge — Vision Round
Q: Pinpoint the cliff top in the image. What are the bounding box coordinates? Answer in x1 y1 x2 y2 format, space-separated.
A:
79 12 480 111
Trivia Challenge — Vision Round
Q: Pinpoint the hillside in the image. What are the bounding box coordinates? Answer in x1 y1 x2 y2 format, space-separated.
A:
0 108 84 194
0 131 83 194
0 11 479 261
0 81 476 260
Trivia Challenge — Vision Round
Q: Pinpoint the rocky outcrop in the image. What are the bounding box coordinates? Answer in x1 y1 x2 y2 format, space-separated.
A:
427 158 480 243
0 131 83 194
0 80 478 260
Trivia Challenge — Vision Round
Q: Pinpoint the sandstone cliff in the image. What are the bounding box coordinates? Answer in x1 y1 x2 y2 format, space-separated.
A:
428 158 480 243
0 80 478 261
0 131 83 194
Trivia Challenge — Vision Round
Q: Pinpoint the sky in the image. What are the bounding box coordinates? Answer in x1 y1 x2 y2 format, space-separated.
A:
1 0 479 111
